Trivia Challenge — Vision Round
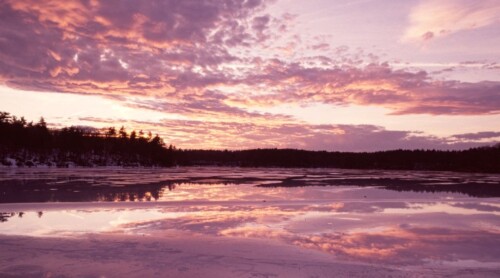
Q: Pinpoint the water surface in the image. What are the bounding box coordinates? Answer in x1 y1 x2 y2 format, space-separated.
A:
0 167 499 277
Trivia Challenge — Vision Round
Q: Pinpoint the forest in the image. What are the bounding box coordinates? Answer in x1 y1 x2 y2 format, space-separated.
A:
174 147 500 173
1 111 499 172
0 111 174 167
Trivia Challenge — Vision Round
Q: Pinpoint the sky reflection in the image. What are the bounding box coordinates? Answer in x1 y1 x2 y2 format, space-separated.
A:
220 225 500 265
1 167 499 204
1 197 499 268
1 167 499 271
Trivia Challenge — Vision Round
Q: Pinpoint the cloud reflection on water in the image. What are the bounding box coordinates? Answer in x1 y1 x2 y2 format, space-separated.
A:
1 167 500 204
1 167 499 270
1 197 499 268
220 225 500 265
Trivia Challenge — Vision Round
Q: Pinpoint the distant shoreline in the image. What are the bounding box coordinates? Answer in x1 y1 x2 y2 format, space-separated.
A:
1 154 499 174
2 146 499 173
1 111 499 173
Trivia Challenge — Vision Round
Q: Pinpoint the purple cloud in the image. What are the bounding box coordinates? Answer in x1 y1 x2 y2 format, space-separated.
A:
452 131 500 140
78 117 493 152
0 0 499 153
0 0 272 94
0 0 499 118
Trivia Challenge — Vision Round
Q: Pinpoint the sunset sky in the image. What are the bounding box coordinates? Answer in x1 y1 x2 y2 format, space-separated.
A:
0 0 499 151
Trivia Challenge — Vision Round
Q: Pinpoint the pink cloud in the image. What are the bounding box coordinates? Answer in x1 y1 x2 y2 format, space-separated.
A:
230 61 500 115
403 0 500 42
0 0 271 94
0 0 499 155
78 117 493 152
0 0 498 118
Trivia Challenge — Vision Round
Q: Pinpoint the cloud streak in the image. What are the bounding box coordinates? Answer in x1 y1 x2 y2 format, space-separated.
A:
79 116 493 151
0 0 499 150
0 0 499 117
403 0 500 42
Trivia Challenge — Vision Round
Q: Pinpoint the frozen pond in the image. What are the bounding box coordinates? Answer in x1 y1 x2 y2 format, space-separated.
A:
0 167 499 277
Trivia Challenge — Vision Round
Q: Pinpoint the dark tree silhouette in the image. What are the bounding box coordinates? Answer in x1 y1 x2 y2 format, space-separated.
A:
0 111 174 167
173 146 500 173
0 111 498 172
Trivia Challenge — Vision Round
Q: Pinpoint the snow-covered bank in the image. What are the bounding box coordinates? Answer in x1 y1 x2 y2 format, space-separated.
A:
0 150 167 168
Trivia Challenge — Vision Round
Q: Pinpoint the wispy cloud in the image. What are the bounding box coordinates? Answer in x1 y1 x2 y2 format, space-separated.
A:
0 0 499 150
452 131 500 141
0 0 499 118
0 0 275 93
403 0 500 42
79 116 493 151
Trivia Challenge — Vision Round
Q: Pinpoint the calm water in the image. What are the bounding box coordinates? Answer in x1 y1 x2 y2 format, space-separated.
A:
0 167 499 277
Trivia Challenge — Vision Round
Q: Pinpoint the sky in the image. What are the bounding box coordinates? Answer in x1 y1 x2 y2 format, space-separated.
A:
0 0 499 151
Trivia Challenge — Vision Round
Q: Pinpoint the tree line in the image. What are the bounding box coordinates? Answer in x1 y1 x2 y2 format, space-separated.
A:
0 111 174 166
1 111 498 172
173 147 500 173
